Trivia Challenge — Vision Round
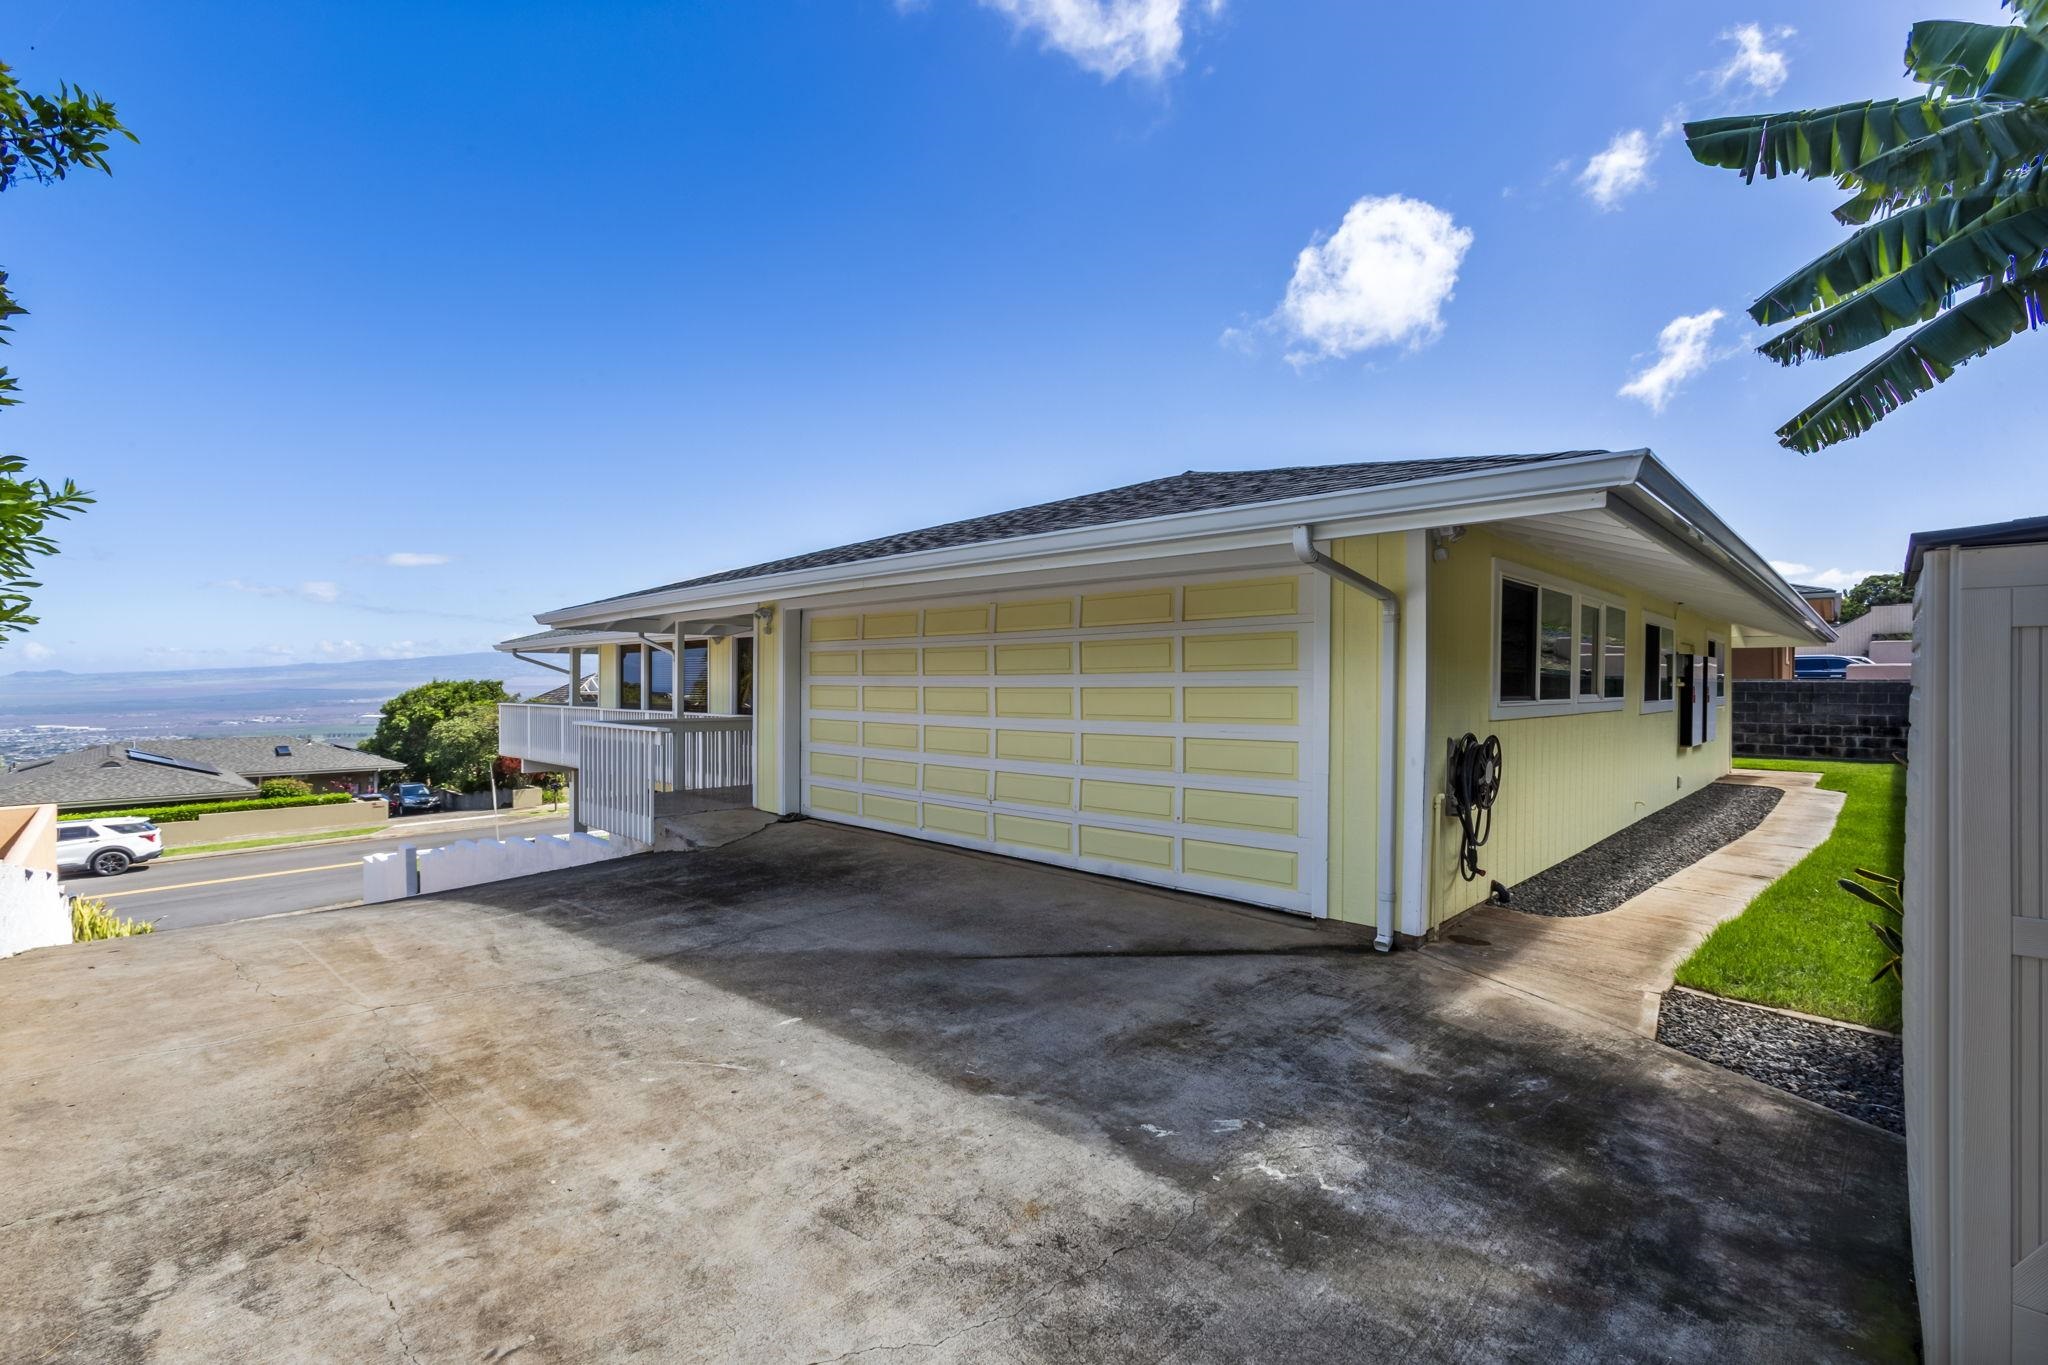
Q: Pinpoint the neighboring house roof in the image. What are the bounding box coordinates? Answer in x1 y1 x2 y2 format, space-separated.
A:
531 675 600 704
0 737 401 810
0 745 260 808
529 449 1835 644
565 452 1597 611
160 737 404 781
1905 514 2048 582
1790 583 1841 601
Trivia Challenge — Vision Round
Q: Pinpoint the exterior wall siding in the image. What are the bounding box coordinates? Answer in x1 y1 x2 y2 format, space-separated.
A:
1420 524 1734 926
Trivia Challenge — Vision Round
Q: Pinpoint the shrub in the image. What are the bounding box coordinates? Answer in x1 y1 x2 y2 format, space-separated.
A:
72 896 154 940
257 777 314 799
59 792 356 824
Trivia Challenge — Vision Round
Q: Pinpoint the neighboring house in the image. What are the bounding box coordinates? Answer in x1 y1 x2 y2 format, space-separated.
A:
1809 599 1915 658
496 449 1833 941
1734 581 1843 679
0 737 404 812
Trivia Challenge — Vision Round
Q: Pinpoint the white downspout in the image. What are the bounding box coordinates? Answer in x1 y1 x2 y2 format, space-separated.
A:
1291 525 1398 952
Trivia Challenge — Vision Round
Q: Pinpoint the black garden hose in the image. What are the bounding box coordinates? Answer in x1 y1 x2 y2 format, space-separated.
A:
1446 732 1503 882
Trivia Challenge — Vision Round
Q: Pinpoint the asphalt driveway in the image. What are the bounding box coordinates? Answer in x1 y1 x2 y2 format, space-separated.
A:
1 820 1915 1362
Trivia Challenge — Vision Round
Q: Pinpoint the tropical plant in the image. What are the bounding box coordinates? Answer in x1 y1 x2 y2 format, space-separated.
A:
1837 868 1905 982
420 700 502 792
1685 1 2048 451
364 680 513 780
1840 572 1913 623
71 895 153 940
0 61 129 644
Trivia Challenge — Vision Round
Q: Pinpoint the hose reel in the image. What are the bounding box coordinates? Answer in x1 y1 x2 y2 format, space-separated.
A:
1444 733 1503 887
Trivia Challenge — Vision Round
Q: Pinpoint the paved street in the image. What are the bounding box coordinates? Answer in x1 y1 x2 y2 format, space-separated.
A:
74 812 573 931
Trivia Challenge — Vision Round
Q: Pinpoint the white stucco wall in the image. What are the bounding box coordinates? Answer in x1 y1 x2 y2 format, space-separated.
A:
0 867 71 958
363 832 626 904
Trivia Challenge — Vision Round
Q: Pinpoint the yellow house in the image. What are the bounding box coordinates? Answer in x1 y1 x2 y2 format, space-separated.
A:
498 450 1835 945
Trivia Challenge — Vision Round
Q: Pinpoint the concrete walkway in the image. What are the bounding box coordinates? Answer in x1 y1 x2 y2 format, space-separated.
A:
1422 770 1846 1036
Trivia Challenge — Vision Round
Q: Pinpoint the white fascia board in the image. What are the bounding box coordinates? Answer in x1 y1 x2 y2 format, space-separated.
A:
492 629 646 653
1621 458 1838 644
536 451 1651 628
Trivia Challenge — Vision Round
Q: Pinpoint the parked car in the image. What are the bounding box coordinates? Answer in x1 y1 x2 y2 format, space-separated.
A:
56 819 163 877
386 782 443 817
1795 654 1876 680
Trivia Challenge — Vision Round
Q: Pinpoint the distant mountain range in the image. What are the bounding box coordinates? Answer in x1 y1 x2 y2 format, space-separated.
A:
0 652 565 764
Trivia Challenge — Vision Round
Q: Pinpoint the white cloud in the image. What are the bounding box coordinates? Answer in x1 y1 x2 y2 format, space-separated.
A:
1272 194 1474 364
975 0 1214 80
1713 24 1793 96
213 578 345 605
1618 308 1726 412
1769 561 1884 591
1577 130 1655 210
381 552 451 568
18 641 52 662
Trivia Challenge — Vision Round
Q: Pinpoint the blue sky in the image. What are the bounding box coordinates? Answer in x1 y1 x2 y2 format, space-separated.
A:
6 0 2040 672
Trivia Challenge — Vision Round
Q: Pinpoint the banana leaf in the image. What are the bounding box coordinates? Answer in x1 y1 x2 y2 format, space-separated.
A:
1760 198 2048 361
1754 164 2048 322
1685 98 1984 185
1775 266 2048 451
1908 19 2048 100
1852 101 2048 205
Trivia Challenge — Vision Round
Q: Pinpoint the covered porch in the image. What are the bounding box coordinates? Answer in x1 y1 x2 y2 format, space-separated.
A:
496 619 762 847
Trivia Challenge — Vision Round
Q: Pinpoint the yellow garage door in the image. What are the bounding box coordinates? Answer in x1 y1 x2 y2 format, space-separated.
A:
799 571 1328 916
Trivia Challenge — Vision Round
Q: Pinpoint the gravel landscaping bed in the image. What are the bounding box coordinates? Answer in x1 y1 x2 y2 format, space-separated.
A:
1657 988 1903 1134
1504 781 1783 917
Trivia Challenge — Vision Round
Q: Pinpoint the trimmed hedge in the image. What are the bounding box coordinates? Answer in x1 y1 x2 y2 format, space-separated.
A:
59 792 360 824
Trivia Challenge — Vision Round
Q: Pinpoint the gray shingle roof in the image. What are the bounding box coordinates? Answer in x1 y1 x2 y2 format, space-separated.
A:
1789 583 1841 598
0 737 401 810
568 451 1604 611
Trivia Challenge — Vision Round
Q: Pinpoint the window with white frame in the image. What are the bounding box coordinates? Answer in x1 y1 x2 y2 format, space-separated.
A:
1641 614 1677 712
1495 565 1626 714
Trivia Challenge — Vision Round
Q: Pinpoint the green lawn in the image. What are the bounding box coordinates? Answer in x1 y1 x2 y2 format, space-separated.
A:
1673 758 1905 1032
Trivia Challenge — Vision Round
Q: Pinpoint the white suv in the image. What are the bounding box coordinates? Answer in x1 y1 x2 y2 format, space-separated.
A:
56 819 165 877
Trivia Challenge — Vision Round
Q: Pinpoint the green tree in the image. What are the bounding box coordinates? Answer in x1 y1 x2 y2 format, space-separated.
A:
365 680 513 780
1685 0 2048 451
421 701 502 793
0 60 130 643
1840 572 1912 624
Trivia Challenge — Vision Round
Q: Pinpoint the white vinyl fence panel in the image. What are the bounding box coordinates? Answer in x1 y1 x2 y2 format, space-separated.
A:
1907 540 2048 1362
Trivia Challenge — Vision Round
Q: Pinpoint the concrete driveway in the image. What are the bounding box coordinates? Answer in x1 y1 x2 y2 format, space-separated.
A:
2 820 1914 1362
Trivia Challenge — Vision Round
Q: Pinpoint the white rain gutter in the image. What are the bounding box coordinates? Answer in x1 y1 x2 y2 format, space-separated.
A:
1290 525 1398 952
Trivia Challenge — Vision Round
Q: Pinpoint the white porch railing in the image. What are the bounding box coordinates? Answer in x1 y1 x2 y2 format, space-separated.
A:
500 703 755 792
673 716 753 791
575 722 662 847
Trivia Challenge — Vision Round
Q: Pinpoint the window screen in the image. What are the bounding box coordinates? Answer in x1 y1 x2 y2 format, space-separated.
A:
1538 588 1573 701
1578 603 1600 697
1603 606 1626 699
1498 579 1537 702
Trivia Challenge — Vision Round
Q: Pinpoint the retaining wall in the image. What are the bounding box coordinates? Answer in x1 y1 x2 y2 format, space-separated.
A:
1733 679 1912 761
362 831 626 903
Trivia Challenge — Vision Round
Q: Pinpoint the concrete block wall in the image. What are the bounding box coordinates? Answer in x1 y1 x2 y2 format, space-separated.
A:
1732 679 1912 761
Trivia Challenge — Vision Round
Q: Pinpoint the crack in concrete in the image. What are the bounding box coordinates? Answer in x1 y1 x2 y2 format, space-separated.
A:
294 1168 421 1364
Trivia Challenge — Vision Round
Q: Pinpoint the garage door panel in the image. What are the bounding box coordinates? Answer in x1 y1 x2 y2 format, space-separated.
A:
1080 637 1175 673
994 771 1072 808
922 801 988 838
995 812 1072 852
922 645 989 675
862 686 919 713
802 571 1326 916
